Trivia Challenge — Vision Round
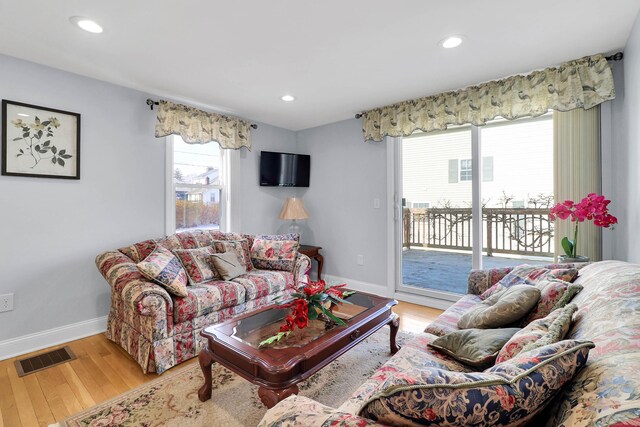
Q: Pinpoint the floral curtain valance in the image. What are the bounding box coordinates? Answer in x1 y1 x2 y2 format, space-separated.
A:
362 54 616 142
155 100 252 150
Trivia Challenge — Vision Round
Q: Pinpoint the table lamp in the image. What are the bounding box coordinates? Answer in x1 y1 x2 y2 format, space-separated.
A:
279 197 309 236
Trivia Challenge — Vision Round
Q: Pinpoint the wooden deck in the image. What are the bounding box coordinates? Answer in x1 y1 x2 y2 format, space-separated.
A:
402 247 550 294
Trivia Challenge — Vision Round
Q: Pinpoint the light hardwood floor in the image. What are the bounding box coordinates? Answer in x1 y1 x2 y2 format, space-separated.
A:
0 301 442 427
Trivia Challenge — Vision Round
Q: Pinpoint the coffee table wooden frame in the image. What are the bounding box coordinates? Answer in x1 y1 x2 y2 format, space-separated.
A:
198 291 399 408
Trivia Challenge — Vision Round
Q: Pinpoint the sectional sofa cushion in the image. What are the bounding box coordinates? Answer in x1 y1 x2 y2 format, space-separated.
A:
480 265 579 300
428 328 521 368
136 245 189 297
172 280 247 323
232 270 293 301
358 339 594 427
210 252 247 281
250 237 299 271
424 294 483 336
522 278 582 324
212 239 253 271
458 285 541 329
497 303 577 364
173 246 219 284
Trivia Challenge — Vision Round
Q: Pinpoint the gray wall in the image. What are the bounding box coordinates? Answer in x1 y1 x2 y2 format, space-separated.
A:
296 119 389 285
0 54 297 342
610 12 640 263
238 124 298 235
0 54 164 341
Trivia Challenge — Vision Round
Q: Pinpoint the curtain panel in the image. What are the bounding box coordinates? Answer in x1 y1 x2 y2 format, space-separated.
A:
154 100 252 150
553 106 602 261
362 54 615 142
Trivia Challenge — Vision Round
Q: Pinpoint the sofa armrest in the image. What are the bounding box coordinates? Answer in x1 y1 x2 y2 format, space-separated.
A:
467 267 514 295
258 395 385 427
96 250 174 317
293 253 311 287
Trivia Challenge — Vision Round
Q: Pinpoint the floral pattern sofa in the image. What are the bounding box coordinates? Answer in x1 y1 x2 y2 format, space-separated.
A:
96 230 310 374
259 260 640 426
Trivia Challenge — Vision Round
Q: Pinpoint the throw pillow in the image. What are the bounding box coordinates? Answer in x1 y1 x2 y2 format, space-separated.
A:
521 278 583 325
480 265 580 300
250 238 299 271
210 251 247 281
358 339 594 426
458 285 541 329
119 239 157 263
137 246 188 297
212 239 253 271
496 303 578 364
173 246 219 284
428 328 521 369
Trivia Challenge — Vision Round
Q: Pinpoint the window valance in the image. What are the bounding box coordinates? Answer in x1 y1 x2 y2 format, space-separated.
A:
155 100 252 150
361 54 615 142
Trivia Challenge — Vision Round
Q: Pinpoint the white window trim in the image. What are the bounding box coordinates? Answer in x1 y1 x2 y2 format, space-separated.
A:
165 136 175 235
165 135 235 235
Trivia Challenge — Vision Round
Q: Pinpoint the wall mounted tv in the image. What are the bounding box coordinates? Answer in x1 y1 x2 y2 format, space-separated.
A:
259 151 310 187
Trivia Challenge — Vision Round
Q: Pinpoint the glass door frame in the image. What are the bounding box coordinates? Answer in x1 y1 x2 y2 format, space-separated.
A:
392 127 483 302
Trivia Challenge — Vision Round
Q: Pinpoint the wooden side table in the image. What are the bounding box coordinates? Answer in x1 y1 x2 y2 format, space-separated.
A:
298 245 323 281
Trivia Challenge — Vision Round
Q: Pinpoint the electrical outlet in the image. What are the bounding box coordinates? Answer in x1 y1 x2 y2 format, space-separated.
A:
0 293 14 312
357 255 364 265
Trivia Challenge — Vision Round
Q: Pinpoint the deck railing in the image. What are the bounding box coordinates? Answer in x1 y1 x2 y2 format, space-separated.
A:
403 207 554 257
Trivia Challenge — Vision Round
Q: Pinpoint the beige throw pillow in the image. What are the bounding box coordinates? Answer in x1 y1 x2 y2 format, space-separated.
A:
210 252 246 281
458 285 541 329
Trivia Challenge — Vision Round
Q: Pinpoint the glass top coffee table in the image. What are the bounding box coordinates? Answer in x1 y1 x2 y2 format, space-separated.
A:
198 290 399 408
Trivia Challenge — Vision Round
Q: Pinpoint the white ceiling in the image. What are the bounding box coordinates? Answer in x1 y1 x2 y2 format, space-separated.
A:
0 1 639 131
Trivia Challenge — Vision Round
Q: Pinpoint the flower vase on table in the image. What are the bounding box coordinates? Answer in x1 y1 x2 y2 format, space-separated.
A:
549 193 617 263
259 280 355 347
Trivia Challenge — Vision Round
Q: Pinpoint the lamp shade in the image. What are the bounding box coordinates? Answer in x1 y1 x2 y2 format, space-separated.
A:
279 197 309 220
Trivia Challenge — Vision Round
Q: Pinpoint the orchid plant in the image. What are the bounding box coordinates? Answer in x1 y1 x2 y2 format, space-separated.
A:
259 280 355 348
549 193 618 258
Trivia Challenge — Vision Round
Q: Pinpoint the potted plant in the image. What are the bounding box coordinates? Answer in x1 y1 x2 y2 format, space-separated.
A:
549 193 618 262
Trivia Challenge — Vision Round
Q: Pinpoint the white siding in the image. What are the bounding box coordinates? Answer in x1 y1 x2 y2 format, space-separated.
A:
402 117 553 208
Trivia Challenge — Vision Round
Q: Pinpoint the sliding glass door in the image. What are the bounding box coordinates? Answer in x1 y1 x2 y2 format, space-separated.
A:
396 114 554 301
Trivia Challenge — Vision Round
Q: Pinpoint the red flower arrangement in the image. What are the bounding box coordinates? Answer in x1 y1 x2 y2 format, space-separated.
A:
259 280 355 347
549 193 617 258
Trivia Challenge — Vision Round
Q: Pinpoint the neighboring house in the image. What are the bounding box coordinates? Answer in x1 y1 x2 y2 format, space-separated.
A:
403 116 553 209
176 167 221 204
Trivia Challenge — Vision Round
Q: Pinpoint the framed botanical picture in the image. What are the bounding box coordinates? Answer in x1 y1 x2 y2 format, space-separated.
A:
2 100 80 179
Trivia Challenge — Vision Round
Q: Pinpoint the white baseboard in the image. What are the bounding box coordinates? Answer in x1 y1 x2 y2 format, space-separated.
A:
0 316 108 361
324 274 392 298
393 291 455 310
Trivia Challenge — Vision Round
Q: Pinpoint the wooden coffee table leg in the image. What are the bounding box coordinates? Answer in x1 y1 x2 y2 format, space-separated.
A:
258 384 299 408
198 349 214 402
388 314 401 354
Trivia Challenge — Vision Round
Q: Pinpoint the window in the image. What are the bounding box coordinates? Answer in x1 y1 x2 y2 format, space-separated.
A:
168 135 225 233
460 159 472 181
412 202 430 208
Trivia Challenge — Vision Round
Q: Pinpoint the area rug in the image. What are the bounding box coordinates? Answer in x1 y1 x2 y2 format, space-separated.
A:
54 329 414 427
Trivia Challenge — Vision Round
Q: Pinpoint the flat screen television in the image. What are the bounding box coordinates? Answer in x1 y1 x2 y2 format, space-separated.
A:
259 151 310 187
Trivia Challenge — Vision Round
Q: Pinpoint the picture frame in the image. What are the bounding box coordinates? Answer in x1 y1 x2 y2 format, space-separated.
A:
2 100 81 179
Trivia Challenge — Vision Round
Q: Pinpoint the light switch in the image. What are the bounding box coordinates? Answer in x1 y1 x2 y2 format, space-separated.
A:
373 198 380 209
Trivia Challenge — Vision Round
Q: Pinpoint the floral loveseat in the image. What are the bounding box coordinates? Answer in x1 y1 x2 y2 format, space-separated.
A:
259 260 640 426
96 230 310 374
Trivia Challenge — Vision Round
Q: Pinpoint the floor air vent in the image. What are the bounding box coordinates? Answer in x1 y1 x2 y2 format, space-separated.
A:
14 346 76 377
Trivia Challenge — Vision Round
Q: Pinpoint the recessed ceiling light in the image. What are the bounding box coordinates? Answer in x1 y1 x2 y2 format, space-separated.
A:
69 16 103 34
17 113 30 117
440 35 463 49
280 95 295 102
